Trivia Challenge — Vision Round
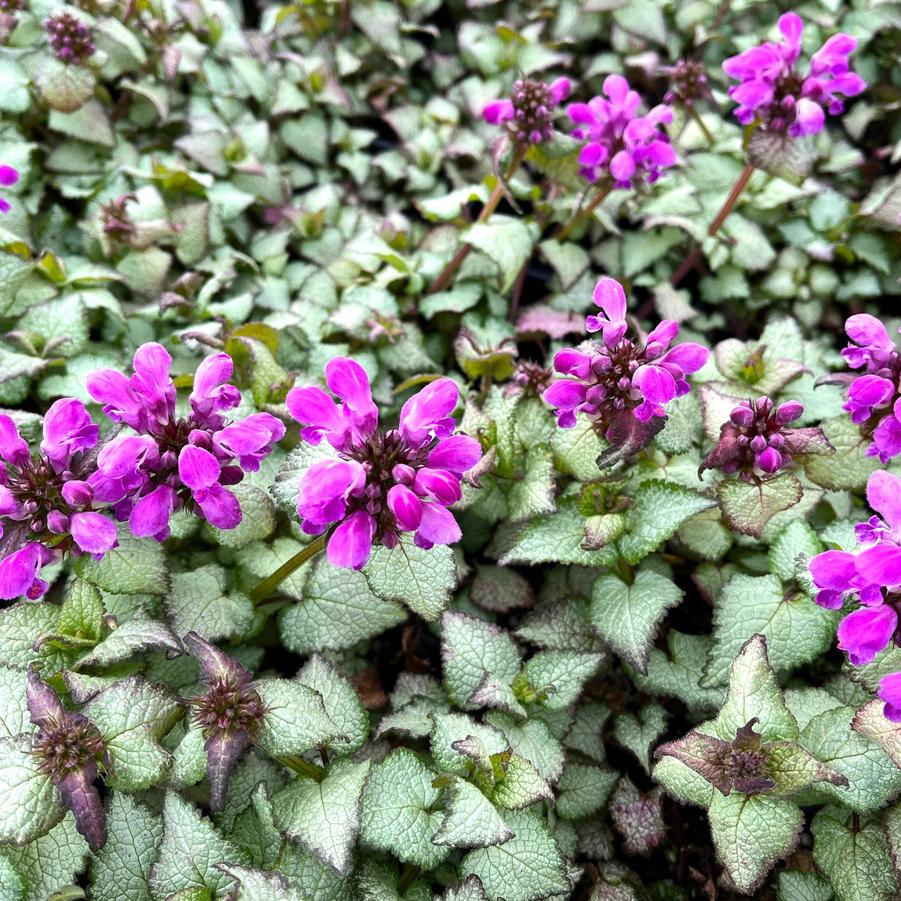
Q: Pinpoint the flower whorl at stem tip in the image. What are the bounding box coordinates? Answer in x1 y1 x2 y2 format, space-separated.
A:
723 12 865 138
287 358 482 570
543 277 708 439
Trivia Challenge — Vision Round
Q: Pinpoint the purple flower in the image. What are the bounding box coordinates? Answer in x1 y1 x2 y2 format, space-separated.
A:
86 344 285 541
879 672 901 723
184 632 267 811
838 314 901 464
0 399 118 601
287 358 482 570
723 12 865 137
0 165 18 214
662 59 713 109
483 77 571 145
543 277 708 434
27 668 108 851
567 75 677 187
810 470 901 718
837 604 897 665
45 11 95 64
699 397 832 480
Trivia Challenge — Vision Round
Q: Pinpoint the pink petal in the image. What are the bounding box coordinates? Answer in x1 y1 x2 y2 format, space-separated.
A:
0 543 52 600
592 277 627 322
399 378 459 445
327 510 376 569
427 435 482 474
0 166 18 187
413 467 462 506
70 512 118 556
179 445 221 491
195 484 242 529
387 484 422 531
325 357 377 424
0 414 29 468
549 77 571 104
483 99 514 124
866 471 901 532
414 503 461 548
129 486 177 539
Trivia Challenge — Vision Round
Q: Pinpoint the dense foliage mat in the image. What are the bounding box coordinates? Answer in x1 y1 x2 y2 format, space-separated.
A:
0 0 899 898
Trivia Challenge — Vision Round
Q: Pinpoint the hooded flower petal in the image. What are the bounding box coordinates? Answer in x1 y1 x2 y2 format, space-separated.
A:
40 398 98 468
70 512 118 557
86 368 144 430
387 484 422 531
427 435 482 474
130 343 175 424
399 378 459 445
286 385 348 448
297 459 366 526
866 471 901 534
195 484 242 530
327 510 376 570
129 485 177 539
483 99 515 124
0 415 29 468
414 502 462 549
179 445 221 490
0 543 52 600
190 353 240 417
837 604 897 665
325 357 378 438
213 413 285 471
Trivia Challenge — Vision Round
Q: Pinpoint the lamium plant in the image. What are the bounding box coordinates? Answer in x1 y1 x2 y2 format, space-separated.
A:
0 1 897 900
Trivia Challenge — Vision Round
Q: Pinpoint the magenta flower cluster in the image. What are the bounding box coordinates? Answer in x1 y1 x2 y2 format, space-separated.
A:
287 358 482 570
87 344 284 540
483 77 571 145
543 277 708 433
568 76 677 188
0 399 118 600
0 344 285 603
809 470 901 721
723 12 865 137
699 396 829 480
841 314 901 464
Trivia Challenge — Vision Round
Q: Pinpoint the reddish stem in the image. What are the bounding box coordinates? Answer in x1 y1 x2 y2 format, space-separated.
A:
426 144 527 296
670 161 755 287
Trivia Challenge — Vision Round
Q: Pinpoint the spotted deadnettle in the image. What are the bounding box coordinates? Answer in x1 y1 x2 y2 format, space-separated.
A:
86 343 285 541
838 314 901 464
483 77 572 145
0 164 18 213
27 668 109 851
809 470 901 719
286 357 482 570
543 277 708 438
722 12 865 137
699 397 831 480
184 631 267 811
567 75 677 187
0 398 118 601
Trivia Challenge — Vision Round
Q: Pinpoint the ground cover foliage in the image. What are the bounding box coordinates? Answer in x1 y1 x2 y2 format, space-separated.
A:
0 0 900 898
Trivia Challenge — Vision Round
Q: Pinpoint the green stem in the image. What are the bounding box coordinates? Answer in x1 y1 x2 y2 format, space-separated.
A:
554 184 612 242
249 535 327 605
687 106 716 147
397 864 422 894
670 160 755 287
279 755 326 781
426 143 527 296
